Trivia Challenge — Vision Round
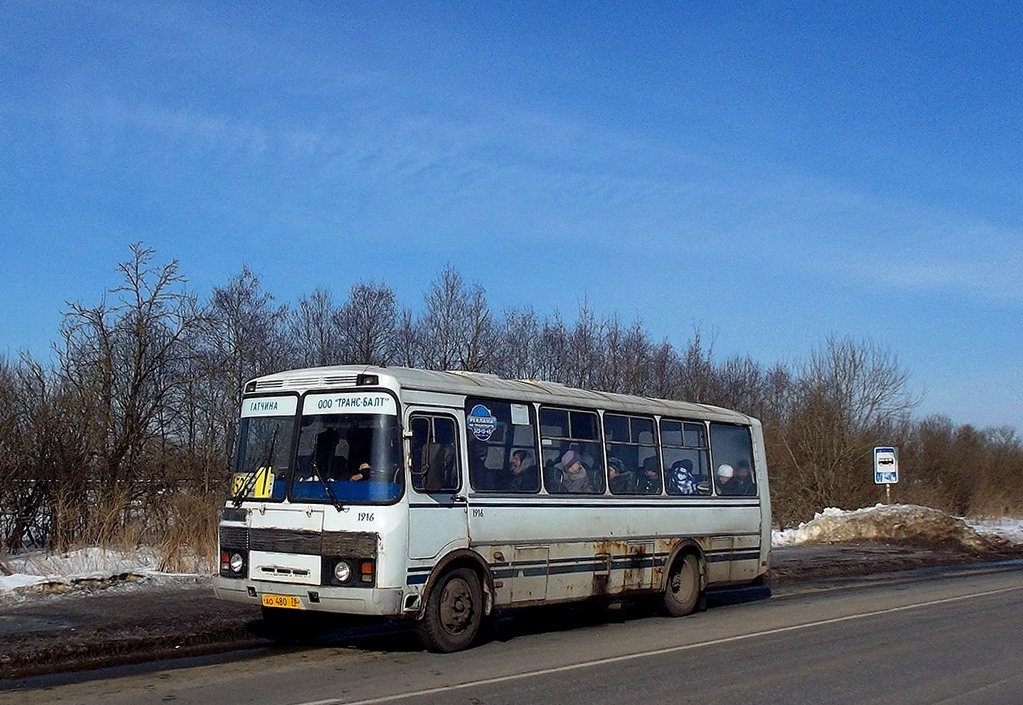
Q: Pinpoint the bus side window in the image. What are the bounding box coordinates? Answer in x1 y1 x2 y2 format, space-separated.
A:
540 407 603 494
465 398 541 493
709 423 756 496
410 414 460 493
605 414 656 495
661 419 711 496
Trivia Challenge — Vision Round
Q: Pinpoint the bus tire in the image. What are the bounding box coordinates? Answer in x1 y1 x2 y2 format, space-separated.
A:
662 553 701 617
416 567 483 652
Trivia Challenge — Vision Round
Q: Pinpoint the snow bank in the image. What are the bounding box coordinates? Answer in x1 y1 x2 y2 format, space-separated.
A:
0 546 205 600
773 503 1021 551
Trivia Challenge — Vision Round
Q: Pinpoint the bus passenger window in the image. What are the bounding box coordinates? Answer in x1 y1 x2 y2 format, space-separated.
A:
605 413 657 495
541 406 603 494
710 423 756 496
660 419 711 495
465 398 540 493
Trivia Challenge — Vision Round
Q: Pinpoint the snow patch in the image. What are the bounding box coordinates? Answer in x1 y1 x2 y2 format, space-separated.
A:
0 546 205 600
773 504 1021 551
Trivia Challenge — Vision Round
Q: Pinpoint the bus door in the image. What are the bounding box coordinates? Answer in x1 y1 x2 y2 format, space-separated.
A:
406 409 468 560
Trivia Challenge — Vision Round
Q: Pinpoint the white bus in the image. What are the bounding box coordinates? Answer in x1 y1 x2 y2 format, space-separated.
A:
213 365 771 652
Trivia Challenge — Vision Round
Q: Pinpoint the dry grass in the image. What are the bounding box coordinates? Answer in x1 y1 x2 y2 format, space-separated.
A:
41 488 221 574
152 492 220 573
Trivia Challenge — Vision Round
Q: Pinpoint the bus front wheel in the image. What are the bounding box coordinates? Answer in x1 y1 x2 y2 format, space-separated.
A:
662 553 701 617
416 567 483 652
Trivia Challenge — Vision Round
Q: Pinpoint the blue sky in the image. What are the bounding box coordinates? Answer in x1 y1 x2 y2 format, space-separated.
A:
2 1 1021 431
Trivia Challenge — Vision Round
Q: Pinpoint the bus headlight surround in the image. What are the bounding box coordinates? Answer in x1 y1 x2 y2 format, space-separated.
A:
333 560 353 583
220 549 247 577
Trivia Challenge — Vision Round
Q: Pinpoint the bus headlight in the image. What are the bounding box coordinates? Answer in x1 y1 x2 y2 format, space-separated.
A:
220 549 247 578
333 560 352 583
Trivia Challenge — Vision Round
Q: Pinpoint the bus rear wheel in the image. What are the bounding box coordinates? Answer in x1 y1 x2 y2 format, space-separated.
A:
662 553 701 617
416 567 483 652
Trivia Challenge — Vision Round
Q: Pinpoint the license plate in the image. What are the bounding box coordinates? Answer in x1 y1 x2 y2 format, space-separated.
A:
261 594 302 609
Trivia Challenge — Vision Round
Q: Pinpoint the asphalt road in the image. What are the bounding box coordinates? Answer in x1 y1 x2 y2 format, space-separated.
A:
2 563 1020 705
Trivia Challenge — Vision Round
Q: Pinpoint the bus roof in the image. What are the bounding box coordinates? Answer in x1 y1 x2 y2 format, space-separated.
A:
247 364 757 426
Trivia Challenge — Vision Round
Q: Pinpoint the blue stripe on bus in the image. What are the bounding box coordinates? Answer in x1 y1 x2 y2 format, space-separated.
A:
405 546 762 585
468 533 763 548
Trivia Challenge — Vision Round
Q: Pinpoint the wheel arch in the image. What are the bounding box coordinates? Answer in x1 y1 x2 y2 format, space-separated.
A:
418 549 495 620
660 539 707 593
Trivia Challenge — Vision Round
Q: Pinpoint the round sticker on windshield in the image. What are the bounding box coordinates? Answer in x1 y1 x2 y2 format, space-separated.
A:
467 404 497 441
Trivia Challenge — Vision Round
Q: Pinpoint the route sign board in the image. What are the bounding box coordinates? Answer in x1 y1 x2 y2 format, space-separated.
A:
874 446 899 484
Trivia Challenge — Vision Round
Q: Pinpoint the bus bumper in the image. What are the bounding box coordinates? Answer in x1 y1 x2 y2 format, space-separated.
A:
212 577 406 618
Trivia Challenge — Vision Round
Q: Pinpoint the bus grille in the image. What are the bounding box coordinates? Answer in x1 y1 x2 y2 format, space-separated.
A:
219 527 377 558
219 525 249 549
251 530 322 554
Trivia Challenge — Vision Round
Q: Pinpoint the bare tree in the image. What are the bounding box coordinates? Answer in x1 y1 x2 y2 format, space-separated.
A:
56 244 198 511
0 357 59 550
561 303 603 389
8 357 95 550
976 426 1023 514
712 355 767 417
897 415 968 513
645 340 683 399
391 308 421 368
290 288 343 368
13 244 1023 549
336 282 398 365
195 266 291 466
606 318 653 395
493 307 543 379
418 267 496 371
774 334 919 520
460 283 497 372
675 328 717 403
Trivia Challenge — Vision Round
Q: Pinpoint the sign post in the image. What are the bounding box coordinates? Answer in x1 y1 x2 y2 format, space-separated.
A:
873 446 899 504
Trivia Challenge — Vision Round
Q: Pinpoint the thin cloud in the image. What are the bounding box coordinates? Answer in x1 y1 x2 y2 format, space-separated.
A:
9 58 1020 311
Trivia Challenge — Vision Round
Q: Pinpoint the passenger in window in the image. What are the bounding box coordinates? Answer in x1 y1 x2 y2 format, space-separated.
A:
507 450 538 492
349 462 370 482
557 450 592 493
608 457 634 493
715 464 736 494
637 456 662 494
307 428 340 481
732 460 755 495
669 459 699 495
543 456 563 493
510 449 526 473
469 439 494 490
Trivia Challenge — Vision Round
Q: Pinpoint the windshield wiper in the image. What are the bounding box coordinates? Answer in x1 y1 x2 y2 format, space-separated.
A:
232 426 279 507
310 457 346 513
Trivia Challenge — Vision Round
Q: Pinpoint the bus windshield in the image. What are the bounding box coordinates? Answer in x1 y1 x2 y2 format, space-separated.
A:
231 398 298 504
290 392 403 504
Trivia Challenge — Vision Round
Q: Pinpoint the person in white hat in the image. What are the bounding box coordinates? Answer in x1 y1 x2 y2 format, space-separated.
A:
715 463 735 495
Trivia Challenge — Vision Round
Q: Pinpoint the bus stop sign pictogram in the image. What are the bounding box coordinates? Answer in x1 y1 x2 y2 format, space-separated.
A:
874 446 899 484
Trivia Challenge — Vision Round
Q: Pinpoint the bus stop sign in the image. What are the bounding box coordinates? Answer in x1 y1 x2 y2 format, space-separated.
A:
874 446 899 484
